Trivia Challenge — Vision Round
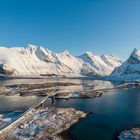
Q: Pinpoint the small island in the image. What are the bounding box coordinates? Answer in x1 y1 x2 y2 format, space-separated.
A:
118 128 140 140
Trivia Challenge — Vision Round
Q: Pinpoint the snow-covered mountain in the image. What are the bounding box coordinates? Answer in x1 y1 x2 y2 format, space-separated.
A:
110 48 140 81
0 44 122 77
79 52 121 76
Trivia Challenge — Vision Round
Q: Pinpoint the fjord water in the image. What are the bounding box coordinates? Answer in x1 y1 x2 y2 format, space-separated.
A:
0 78 140 140
0 95 41 112
53 88 140 140
0 94 42 125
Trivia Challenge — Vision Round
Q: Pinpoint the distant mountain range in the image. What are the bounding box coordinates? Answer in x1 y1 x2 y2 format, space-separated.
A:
1 44 140 81
0 44 122 78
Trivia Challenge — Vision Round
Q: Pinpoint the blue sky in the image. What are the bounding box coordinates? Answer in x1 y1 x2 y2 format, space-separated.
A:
0 0 140 60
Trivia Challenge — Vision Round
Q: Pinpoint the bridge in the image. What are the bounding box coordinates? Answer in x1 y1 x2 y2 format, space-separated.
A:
0 92 57 135
0 82 139 135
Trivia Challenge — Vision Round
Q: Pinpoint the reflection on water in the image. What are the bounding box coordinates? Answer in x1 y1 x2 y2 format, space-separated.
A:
0 78 116 94
0 78 116 112
53 88 140 140
0 95 41 112
0 94 42 129
0 78 138 140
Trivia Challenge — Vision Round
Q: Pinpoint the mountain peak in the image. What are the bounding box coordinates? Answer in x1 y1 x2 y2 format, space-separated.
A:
26 44 52 55
83 51 93 57
110 48 140 81
63 50 69 54
27 44 40 50
128 48 140 63
131 48 140 56
60 50 71 56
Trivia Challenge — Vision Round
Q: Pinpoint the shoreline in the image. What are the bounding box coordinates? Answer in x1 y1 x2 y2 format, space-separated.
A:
60 112 93 140
112 124 140 140
0 107 87 140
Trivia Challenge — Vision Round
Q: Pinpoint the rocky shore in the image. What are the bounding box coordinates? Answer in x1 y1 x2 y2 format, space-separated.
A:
118 127 140 140
0 107 87 140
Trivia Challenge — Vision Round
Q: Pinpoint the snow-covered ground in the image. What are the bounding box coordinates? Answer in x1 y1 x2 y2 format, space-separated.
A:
118 128 140 140
0 107 87 140
0 44 122 77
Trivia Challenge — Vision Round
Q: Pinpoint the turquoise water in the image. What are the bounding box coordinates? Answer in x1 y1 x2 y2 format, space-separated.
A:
53 88 140 140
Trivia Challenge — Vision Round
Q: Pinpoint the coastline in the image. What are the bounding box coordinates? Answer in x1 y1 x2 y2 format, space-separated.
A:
0 107 87 140
112 124 140 140
60 112 93 140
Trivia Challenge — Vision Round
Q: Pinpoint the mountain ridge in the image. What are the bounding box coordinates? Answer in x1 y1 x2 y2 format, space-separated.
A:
0 44 122 77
